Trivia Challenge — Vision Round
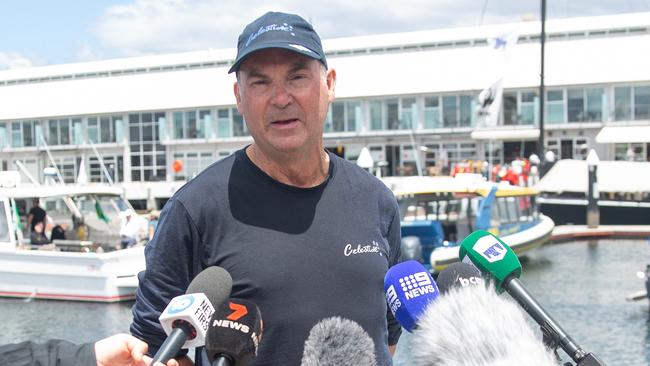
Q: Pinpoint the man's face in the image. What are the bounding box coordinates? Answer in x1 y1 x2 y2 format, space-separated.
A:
234 48 336 156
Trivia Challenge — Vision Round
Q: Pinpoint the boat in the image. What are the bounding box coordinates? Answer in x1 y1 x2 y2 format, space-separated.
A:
537 159 650 225
0 172 146 302
382 174 554 272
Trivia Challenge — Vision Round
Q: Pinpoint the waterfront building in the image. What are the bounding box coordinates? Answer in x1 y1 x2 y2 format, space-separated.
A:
1 12 649 209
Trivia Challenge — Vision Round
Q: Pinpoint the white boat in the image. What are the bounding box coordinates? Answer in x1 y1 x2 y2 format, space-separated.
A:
383 174 555 272
0 175 146 302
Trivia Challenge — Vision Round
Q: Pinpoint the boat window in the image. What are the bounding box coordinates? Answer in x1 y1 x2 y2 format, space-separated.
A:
42 197 74 224
0 203 9 242
519 196 533 222
506 197 519 224
497 198 510 223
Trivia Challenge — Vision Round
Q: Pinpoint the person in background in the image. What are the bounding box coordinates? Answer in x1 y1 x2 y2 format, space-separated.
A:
147 210 160 241
0 333 178 366
131 11 401 366
119 209 146 249
27 198 48 245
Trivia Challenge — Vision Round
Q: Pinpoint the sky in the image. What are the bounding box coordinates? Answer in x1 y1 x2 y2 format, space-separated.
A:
1 0 649 70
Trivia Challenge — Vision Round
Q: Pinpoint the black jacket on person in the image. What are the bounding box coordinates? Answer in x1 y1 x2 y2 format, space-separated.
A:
0 339 95 366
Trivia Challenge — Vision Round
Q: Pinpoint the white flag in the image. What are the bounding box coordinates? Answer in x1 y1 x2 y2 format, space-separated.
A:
475 30 519 128
77 156 88 185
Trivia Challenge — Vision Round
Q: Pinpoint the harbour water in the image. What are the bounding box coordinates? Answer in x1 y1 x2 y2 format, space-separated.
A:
2 238 650 365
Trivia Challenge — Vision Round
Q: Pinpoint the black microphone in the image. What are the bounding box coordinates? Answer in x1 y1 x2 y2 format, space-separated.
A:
410 283 557 366
204 298 263 366
152 266 233 364
436 262 484 294
300 317 376 366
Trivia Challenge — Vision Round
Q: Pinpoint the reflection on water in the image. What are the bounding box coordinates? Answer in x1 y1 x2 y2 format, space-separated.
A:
395 239 650 366
1 239 649 365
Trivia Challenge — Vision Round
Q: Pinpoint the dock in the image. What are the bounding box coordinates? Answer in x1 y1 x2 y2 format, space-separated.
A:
550 225 650 243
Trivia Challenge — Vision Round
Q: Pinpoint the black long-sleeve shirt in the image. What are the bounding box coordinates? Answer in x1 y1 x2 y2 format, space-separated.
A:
131 148 402 365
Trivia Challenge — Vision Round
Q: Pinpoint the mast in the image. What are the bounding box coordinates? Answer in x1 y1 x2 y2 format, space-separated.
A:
538 0 546 157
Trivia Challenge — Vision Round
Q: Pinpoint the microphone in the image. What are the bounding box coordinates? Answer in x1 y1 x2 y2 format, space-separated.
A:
384 260 439 332
410 282 557 366
459 230 606 365
435 262 484 294
300 317 376 366
153 266 233 364
204 298 263 366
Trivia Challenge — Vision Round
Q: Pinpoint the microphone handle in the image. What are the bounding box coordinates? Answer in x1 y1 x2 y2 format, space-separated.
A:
504 276 587 363
211 355 235 366
152 327 189 364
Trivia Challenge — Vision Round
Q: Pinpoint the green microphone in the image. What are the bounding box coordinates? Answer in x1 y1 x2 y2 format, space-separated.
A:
458 230 521 292
459 230 606 366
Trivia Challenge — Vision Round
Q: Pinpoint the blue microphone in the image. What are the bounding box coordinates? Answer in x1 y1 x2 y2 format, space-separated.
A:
384 260 439 332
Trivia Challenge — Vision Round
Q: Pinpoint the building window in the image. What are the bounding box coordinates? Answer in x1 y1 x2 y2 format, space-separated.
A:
51 157 77 184
567 88 603 122
370 101 383 130
325 101 362 133
172 110 209 139
615 143 646 161
11 120 40 148
0 123 6 149
232 108 248 137
129 112 166 182
88 115 122 143
546 90 565 124
442 94 473 128
423 96 441 129
503 92 517 125
386 99 399 130
442 96 457 127
634 86 650 120
520 91 538 125
400 98 417 129
216 109 231 138
89 156 123 183
614 86 632 121
172 151 214 181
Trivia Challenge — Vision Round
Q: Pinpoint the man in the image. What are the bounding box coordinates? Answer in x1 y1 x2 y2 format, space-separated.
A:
27 198 48 244
119 209 145 249
0 333 177 366
131 11 401 365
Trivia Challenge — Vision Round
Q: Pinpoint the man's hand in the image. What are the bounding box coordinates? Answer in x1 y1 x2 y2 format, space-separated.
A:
94 333 179 366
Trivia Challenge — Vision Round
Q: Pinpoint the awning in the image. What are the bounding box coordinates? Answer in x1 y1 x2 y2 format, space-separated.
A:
596 125 650 143
536 159 650 193
470 128 540 141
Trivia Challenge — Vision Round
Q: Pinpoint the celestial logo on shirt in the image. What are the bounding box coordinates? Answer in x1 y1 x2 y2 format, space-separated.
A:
344 240 384 257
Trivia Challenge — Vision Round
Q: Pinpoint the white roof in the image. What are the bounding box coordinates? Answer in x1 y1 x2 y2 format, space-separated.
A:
0 12 649 121
596 125 650 143
536 159 650 193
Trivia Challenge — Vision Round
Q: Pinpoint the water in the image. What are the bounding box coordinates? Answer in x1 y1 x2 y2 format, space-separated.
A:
2 239 650 365
395 239 650 366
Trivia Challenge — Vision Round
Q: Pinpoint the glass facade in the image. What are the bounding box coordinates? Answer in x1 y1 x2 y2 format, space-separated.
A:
129 112 166 182
171 151 214 181
325 101 362 132
88 115 123 144
172 109 210 139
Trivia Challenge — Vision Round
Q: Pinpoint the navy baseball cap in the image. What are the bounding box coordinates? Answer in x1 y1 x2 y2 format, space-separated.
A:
228 11 328 74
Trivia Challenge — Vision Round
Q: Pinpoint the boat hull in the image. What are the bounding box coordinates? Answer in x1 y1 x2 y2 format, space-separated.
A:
0 246 145 302
429 214 555 272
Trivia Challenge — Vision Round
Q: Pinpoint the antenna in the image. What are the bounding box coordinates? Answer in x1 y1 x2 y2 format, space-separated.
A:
89 140 115 186
38 134 66 185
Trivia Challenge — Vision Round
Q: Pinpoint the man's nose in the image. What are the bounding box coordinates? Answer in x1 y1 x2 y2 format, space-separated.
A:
270 83 292 108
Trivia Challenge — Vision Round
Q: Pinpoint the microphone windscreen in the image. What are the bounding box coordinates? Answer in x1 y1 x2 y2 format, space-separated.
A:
411 284 556 366
187 266 233 305
205 298 263 366
458 230 521 291
384 260 439 332
301 317 376 366
436 262 484 294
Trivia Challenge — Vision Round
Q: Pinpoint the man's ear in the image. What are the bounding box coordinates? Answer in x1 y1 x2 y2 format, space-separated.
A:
326 68 337 103
233 81 242 106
